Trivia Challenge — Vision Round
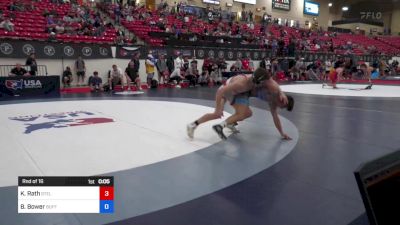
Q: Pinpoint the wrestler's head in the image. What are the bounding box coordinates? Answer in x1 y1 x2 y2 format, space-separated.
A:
253 67 272 85
277 95 294 111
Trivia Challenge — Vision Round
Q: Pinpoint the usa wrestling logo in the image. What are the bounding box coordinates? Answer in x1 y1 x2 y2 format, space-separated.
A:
5 79 42 90
9 111 114 134
5 80 23 90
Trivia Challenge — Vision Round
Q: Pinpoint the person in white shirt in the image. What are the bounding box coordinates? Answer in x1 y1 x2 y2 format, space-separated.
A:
248 22 254 30
169 54 184 87
126 15 134 22
292 57 304 80
109 64 131 91
323 59 332 81
0 19 14 32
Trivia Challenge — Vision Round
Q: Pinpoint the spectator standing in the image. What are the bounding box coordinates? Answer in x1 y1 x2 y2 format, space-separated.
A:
359 64 371 81
125 61 142 91
248 58 255 71
156 54 168 84
271 39 278 56
241 57 250 71
202 57 213 74
278 38 285 56
288 40 296 57
170 54 184 87
183 56 196 87
190 58 199 78
307 65 319 80
166 55 175 74
114 5 121 24
291 57 304 80
280 58 289 75
25 53 37 76
379 60 388 77
145 54 156 86
9 63 29 76
75 56 86 86
390 60 399 75
324 58 332 81
129 53 140 78
116 28 125 45
62 66 73 87
271 58 280 76
88 71 103 92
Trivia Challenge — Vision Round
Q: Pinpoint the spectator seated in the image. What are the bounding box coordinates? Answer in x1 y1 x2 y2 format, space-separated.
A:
0 0 116 43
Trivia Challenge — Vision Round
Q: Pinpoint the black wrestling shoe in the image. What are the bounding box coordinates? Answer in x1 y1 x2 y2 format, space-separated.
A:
365 84 373 90
212 124 227 140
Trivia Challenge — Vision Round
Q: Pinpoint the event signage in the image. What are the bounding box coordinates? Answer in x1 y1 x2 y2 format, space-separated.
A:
272 0 291 11
0 76 60 99
0 41 112 59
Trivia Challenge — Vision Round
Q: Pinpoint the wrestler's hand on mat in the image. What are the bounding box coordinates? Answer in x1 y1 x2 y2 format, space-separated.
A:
281 133 292 140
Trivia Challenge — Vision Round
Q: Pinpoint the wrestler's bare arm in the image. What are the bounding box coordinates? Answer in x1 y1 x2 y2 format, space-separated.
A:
270 106 291 140
264 79 288 105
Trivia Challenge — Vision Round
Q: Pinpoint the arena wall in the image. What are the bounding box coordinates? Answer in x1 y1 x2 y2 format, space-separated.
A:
334 23 384 34
391 7 400 35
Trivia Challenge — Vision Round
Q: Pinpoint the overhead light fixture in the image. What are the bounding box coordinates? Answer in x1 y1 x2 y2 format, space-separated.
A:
342 6 349 11
328 3 332 7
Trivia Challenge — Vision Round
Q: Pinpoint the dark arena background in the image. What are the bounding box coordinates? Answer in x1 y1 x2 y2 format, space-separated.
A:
1 0 400 224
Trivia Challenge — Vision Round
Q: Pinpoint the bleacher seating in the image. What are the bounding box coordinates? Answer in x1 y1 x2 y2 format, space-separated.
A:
335 34 400 55
378 36 400 50
98 2 400 56
0 0 116 44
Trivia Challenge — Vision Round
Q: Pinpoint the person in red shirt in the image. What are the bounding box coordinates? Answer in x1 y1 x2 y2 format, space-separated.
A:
323 63 344 89
241 58 250 71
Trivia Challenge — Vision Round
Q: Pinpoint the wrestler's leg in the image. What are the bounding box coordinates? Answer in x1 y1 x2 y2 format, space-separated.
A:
213 96 251 140
196 90 225 124
225 104 252 133
225 104 253 125
187 88 226 139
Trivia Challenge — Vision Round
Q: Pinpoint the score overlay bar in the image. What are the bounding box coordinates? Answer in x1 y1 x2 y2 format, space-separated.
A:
18 176 114 214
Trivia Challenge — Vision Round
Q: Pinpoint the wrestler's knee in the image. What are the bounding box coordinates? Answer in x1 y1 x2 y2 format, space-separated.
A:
237 109 252 121
245 108 253 118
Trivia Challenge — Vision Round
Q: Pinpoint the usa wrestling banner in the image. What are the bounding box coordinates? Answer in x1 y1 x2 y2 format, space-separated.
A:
0 76 60 100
